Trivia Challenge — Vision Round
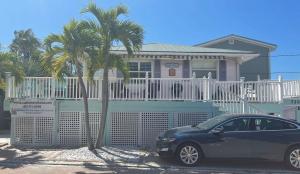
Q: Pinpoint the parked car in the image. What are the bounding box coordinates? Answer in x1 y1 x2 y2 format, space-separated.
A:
156 114 300 170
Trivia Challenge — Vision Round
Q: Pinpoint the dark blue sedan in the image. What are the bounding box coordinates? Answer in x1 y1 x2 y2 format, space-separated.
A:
156 114 300 170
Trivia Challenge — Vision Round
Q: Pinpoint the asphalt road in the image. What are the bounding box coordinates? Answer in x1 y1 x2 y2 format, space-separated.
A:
0 159 299 174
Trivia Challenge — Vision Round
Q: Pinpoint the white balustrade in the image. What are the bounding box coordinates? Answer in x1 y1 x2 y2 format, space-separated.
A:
6 75 300 103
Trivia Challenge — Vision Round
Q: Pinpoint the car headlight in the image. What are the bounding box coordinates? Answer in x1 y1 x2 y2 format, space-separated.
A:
161 137 176 142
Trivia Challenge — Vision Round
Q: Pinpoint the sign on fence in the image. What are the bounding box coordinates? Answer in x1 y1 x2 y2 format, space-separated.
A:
11 99 55 117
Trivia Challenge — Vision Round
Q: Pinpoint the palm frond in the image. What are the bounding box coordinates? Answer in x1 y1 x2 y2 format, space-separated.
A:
52 53 70 80
114 20 144 55
0 52 25 86
44 34 63 50
110 5 128 19
108 54 129 80
81 3 105 28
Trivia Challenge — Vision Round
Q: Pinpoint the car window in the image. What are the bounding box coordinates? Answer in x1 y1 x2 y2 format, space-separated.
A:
196 114 235 130
252 118 297 131
220 118 250 132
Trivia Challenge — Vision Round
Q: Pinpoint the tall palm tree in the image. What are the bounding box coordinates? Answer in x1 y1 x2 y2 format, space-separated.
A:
42 20 100 150
0 52 24 128
82 3 144 147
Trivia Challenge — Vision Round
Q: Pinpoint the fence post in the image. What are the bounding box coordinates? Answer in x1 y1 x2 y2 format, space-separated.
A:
84 76 88 98
145 72 149 101
5 72 12 99
278 75 283 103
192 72 196 102
207 72 212 101
51 75 55 99
240 77 245 114
98 76 102 100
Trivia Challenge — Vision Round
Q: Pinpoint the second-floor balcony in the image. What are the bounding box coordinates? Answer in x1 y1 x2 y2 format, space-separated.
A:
5 73 300 104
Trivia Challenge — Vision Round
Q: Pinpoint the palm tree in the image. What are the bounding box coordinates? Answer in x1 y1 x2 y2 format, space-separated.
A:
81 3 144 147
42 20 100 150
0 52 24 128
10 29 49 76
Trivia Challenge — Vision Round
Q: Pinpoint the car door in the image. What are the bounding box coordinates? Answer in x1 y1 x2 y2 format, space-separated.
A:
204 117 253 158
247 117 298 160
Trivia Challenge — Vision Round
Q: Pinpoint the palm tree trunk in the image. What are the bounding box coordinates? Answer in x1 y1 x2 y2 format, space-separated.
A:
96 64 109 148
75 62 94 150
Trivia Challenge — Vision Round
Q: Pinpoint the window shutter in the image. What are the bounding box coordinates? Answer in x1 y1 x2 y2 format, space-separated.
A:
154 60 161 78
219 60 227 81
182 60 190 78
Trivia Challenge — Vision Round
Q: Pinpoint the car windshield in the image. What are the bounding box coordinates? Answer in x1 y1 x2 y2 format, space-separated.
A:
196 114 235 130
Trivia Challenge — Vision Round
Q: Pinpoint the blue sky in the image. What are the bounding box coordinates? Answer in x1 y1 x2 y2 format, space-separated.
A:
1 0 300 79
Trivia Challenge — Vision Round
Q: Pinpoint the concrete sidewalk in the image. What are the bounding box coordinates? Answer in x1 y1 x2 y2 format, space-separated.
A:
0 159 299 174
0 145 299 174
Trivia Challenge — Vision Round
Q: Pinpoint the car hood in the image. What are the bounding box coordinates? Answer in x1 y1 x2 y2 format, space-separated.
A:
163 125 207 137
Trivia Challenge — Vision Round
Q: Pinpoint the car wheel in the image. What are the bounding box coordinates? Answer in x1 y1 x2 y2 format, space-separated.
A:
176 143 202 166
285 146 300 170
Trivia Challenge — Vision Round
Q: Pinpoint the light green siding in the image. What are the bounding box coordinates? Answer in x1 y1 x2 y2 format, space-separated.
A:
57 100 215 113
199 39 271 81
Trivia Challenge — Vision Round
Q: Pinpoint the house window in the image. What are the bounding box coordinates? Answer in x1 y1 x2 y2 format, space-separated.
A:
191 60 217 78
128 62 152 78
229 39 235 45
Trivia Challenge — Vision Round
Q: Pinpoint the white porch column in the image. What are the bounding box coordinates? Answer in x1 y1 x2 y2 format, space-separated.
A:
240 77 246 114
191 72 196 102
278 75 283 103
51 74 56 99
5 72 12 99
145 72 149 101
207 72 212 101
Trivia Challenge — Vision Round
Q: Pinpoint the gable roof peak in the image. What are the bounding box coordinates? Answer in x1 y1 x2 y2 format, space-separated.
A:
196 34 277 51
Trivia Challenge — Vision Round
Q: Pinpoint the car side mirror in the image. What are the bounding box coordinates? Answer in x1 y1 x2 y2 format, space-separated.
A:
211 126 224 135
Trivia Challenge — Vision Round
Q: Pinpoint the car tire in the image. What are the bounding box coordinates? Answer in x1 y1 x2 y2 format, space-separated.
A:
285 146 300 170
176 143 202 167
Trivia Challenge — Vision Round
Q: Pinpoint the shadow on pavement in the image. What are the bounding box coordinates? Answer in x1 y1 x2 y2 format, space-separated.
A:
0 147 43 169
73 148 298 174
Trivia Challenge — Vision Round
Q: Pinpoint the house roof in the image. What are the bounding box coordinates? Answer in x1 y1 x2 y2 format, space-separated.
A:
111 43 255 54
110 43 259 63
195 34 277 51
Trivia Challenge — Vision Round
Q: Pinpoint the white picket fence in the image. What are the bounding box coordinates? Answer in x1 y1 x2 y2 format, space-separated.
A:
5 73 300 104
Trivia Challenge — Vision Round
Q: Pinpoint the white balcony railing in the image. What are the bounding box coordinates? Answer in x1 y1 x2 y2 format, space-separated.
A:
5 73 300 103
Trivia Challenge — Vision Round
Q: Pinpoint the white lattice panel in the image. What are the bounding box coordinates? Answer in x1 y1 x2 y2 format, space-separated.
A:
35 117 54 145
13 117 34 145
175 112 209 127
59 112 80 146
81 112 101 145
141 112 169 147
111 112 139 146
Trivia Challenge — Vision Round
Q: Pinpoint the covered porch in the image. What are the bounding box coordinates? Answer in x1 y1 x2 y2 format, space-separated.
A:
104 43 260 81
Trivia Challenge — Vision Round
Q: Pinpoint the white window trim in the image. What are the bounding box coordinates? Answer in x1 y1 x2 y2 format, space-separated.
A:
127 59 153 78
190 59 219 79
